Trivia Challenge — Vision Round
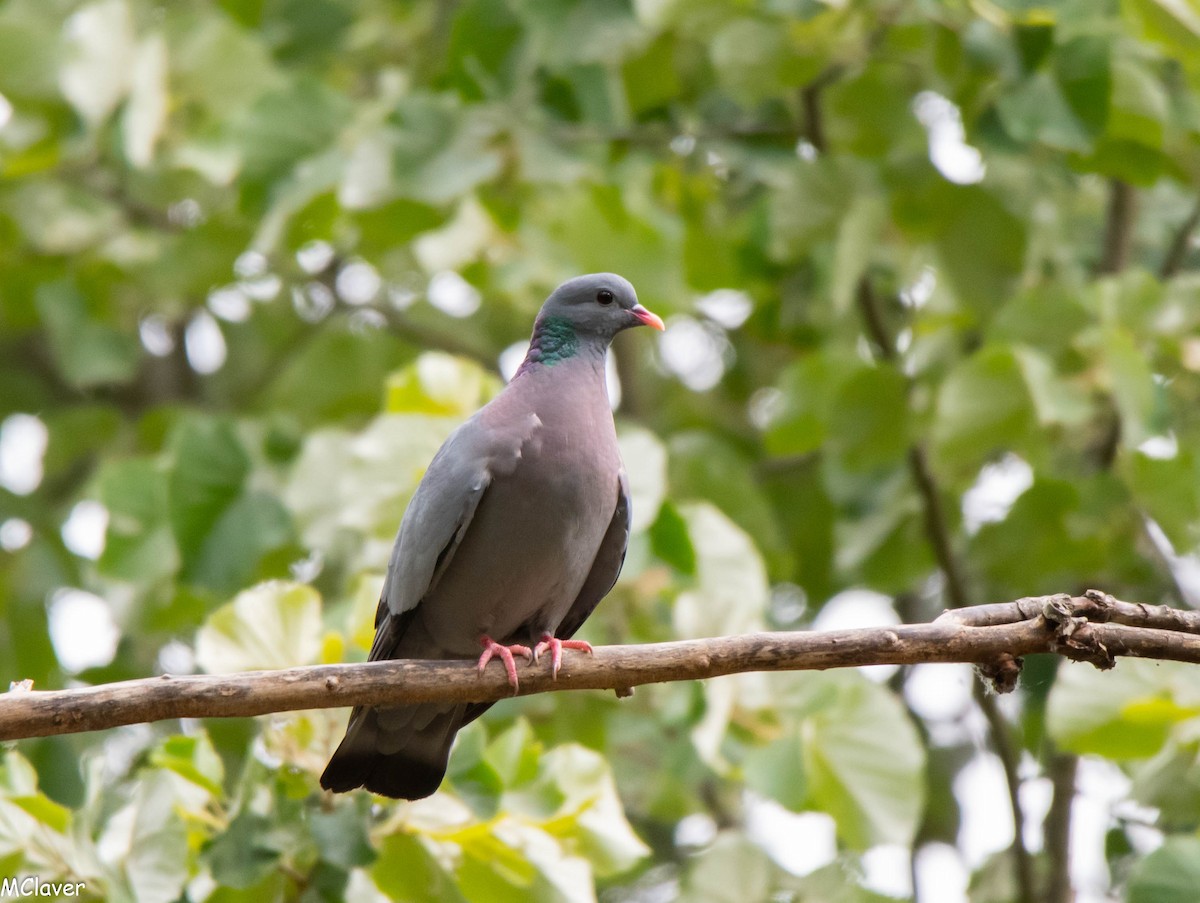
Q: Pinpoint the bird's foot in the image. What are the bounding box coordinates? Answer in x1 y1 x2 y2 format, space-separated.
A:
532 634 594 679
477 636 533 691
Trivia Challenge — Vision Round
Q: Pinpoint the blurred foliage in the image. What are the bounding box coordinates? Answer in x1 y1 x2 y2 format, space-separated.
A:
2 0 1200 900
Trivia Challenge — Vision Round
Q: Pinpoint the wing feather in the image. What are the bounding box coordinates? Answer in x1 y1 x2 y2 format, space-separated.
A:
367 410 541 662
557 469 631 640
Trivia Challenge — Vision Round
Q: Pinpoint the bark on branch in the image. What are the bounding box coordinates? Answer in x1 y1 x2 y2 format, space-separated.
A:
3 591 1199 742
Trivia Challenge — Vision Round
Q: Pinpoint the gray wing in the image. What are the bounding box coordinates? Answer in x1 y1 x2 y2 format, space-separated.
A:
368 409 542 662
556 469 631 640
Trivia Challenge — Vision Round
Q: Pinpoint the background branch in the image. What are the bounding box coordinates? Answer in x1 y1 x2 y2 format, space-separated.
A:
1044 751 1079 903
853 273 1031 899
1097 179 1138 275
4 594 1200 742
1159 195 1200 279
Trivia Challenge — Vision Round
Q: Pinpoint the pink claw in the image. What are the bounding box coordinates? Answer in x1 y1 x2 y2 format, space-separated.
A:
477 636 533 691
532 634 594 679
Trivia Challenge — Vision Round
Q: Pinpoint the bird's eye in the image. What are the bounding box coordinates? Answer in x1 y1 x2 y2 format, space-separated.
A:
596 289 615 305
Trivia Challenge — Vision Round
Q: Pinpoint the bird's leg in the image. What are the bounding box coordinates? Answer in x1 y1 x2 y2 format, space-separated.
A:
477 636 533 691
532 634 594 679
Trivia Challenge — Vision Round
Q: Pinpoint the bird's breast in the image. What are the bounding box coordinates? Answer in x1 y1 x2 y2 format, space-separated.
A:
416 422 620 657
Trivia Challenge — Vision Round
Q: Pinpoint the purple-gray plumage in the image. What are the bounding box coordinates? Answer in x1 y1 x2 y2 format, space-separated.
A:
320 274 662 800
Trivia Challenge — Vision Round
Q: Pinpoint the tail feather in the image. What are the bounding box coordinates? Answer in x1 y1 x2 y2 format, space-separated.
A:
320 702 490 800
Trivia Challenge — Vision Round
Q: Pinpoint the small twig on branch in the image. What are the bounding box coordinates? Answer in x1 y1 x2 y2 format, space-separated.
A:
4 593 1200 742
940 589 1200 633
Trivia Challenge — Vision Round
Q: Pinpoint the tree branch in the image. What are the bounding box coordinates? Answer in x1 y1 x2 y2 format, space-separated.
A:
854 275 1034 898
3 593 1200 742
908 444 973 609
1097 179 1138 275
973 680 1037 898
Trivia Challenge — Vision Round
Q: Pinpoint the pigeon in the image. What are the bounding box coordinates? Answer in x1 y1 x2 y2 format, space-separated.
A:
320 273 664 800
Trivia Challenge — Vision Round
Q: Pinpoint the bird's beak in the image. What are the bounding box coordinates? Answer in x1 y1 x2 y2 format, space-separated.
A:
630 304 665 331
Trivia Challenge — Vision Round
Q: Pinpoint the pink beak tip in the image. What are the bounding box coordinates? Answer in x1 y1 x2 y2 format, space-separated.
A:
633 305 665 331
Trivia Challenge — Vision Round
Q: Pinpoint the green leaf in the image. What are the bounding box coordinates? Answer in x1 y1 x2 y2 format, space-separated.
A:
264 328 411 425
933 346 1033 470
764 354 852 458
1103 326 1160 449
35 282 140 388
1128 731 1200 828
995 71 1094 151
389 95 504 204
167 417 250 566
184 490 294 594
826 63 924 157
1126 837 1200 903
98 457 180 583
972 475 1137 598
452 827 540 902
1108 56 1168 149
622 33 680 112
618 426 667 532
827 366 910 470
743 728 807 811
1076 55 1171 182
673 502 769 639
1014 19 1054 72
166 6 282 114
195 581 323 672
372 832 466 903
235 78 352 179
933 186 1028 314
1048 657 1200 758
1011 346 1092 427
385 352 502 417
311 801 376 871
1055 35 1112 137
831 195 887 313
204 811 280 889
284 412 458 549
1123 0 1200 58
59 0 135 126
485 720 542 789
709 18 815 106
148 733 225 797
443 0 523 101
649 501 696 575
536 183 685 302
530 744 649 877
680 832 791 903
669 431 790 574
264 0 354 65
8 794 71 833
769 158 855 263
0 6 61 99
794 672 926 848
351 198 447 256
107 771 191 903
989 285 1092 353
1124 450 1200 549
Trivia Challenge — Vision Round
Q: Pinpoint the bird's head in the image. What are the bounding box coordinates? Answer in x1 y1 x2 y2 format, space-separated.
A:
536 273 664 341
